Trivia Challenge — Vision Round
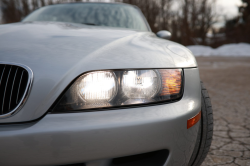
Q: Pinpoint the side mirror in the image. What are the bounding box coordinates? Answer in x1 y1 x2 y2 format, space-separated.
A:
156 30 172 40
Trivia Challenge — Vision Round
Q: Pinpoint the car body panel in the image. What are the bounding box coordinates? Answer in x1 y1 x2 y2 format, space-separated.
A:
0 68 201 166
0 22 197 123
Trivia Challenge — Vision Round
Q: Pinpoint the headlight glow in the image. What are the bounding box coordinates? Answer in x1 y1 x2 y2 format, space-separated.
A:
78 71 117 102
52 69 183 112
122 70 160 99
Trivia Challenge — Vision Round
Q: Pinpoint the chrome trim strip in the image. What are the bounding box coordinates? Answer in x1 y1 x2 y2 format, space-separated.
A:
0 62 33 119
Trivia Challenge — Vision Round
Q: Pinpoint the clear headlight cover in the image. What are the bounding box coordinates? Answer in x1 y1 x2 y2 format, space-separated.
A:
78 71 117 102
52 69 183 112
122 70 160 99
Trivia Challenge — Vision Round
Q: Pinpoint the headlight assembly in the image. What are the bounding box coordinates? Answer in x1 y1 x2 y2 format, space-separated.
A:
51 69 183 113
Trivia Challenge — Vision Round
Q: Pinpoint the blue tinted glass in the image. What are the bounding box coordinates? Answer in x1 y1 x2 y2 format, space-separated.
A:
23 3 149 31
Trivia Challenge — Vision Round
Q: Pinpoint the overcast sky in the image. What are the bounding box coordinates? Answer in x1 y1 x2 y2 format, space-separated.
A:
213 0 243 28
216 0 242 19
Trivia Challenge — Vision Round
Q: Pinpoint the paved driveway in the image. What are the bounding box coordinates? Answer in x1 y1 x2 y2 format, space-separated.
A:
197 57 250 166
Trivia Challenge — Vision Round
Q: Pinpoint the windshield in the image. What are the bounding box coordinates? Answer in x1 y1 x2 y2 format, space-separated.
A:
23 3 149 31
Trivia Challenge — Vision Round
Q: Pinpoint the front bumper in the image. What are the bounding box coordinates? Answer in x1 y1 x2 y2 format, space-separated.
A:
0 68 201 166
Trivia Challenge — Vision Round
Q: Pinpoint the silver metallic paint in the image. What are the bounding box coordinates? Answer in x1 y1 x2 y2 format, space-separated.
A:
0 22 197 123
156 30 172 40
0 69 201 166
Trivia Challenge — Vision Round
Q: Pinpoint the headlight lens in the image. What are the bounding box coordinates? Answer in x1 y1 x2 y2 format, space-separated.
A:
122 70 160 99
52 69 183 112
77 71 117 102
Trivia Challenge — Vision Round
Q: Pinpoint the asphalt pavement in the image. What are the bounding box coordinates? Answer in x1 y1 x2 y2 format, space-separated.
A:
197 57 250 166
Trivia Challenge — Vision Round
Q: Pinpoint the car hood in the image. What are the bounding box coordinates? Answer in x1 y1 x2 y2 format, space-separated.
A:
0 22 197 123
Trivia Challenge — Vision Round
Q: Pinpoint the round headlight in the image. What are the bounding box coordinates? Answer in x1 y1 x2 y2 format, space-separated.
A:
121 70 160 99
77 71 117 102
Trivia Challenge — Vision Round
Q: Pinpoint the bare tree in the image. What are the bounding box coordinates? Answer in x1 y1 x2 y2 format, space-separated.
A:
198 0 216 45
123 0 161 32
160 0 173 30
0 0 22 23
176 0 216 45
225 0 250 44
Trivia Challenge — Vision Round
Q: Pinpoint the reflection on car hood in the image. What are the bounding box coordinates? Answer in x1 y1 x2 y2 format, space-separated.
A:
0 21 197 70
0 22 197 123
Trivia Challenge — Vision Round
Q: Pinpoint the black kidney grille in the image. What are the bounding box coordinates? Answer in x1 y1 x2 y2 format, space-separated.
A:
0 64 29 115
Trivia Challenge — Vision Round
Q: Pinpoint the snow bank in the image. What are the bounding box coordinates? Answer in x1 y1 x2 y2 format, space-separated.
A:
187 43 250 57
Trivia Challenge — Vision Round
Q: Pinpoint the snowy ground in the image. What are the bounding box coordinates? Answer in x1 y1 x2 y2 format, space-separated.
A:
187 43 250 57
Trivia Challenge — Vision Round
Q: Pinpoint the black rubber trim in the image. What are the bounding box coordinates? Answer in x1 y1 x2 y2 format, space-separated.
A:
111 149 169 166
188 81 213 166
0 110 48 125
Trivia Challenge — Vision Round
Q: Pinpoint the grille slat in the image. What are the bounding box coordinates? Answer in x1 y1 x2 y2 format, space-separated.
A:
11 68 22 110
1 66 12 114
8 67 18 111
0 65 9 115
16 70 24 104
0 66 5 115
0 63 32 118
0 65 6 84
0 65 6 113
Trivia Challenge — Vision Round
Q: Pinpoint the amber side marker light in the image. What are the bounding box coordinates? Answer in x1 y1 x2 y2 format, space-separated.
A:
187 111 201 129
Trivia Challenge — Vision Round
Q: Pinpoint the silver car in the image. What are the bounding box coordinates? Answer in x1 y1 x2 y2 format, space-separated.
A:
0 2 213 166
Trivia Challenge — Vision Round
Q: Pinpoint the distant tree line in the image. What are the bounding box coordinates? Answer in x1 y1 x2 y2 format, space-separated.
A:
1 0 249 47
224 0 250 44
123 0 216 46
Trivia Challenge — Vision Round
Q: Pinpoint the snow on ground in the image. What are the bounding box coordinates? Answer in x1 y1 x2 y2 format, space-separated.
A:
187 43 250 57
